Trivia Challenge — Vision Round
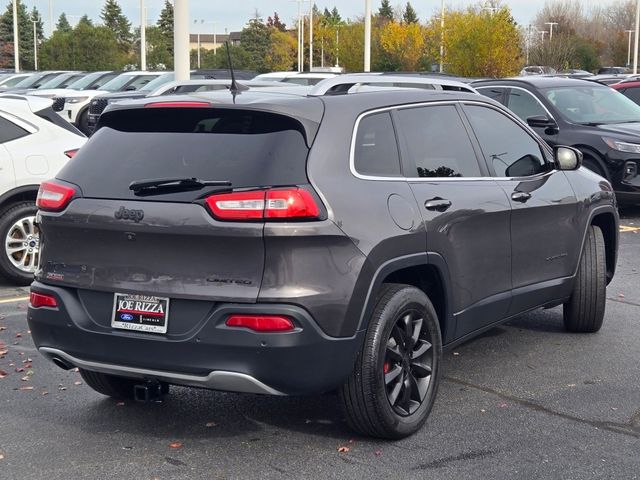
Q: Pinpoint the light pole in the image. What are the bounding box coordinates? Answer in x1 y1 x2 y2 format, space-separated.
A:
140 0 146 71
309 2 313 70
540 30 548 43
174 0 190 81
32 19 38 71
439 0 445 73
545 21 558 41
634 0 640 74
364 0 371 72
626 30 634 67
12 0 19 72
335 25 340 68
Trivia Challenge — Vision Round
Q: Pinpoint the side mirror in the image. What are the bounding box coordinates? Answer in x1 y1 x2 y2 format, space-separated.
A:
125 85 137 91
527 115 557 129
554 146 582 171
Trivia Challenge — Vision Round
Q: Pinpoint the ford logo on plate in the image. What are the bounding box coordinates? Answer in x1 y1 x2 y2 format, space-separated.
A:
120 313 134 321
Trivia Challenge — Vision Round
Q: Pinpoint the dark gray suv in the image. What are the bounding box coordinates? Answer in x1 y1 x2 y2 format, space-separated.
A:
28 78 619 439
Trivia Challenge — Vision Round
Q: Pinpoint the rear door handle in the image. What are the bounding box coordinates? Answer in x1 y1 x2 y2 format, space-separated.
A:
511 191 532 203
425 198 452 212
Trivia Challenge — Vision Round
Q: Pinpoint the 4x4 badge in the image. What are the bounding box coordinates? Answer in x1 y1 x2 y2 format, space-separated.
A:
114 206 144 223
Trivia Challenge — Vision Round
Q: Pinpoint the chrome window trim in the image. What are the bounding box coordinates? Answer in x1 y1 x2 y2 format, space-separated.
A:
349 99 552 182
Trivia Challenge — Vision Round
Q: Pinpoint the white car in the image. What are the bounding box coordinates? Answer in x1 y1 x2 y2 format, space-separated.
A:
0 73 33 91
147 79 291 96
280 72 339 86
58 71 164 135
28 71 119 101
253 71 300 82
0 95 86 284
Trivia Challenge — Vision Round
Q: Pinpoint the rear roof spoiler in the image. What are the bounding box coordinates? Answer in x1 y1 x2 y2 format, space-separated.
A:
308 73 478 96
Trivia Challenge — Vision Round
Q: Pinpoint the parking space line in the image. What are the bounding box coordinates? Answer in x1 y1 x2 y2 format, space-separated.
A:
620 226 640 233
0 296 29 305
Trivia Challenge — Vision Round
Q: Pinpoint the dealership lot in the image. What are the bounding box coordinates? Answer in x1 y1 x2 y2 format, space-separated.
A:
0 207 637 480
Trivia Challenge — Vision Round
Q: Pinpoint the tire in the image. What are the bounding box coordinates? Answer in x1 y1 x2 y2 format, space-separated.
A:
563 225 606 333
338 284 442 439
0 201 39 285
79 369 140 400
77 109 91 136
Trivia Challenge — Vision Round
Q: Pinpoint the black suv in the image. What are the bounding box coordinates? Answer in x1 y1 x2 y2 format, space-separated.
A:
473 76 640 204
28 77 619 439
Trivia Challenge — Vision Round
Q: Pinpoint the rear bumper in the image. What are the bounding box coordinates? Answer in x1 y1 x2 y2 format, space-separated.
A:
28 282 363 395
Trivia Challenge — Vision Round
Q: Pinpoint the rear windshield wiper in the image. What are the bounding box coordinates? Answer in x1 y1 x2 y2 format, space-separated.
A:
129 177 232 194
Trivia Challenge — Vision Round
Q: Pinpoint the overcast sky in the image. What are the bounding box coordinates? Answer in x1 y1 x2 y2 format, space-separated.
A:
26 0 624 35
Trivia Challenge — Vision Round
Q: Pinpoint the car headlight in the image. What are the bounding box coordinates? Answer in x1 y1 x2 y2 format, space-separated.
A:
66 97 89 104
603 137 640 154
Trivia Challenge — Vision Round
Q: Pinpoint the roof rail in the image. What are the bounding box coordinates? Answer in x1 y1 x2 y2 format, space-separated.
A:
308 73 478 96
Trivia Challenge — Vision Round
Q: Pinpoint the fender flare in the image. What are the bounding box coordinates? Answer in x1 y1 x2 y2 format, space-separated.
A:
575 204 619 283
0 184 39 212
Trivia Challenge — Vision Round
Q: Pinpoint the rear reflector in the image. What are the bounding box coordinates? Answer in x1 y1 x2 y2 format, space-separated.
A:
144 101 211 109
226 315 295 332
205 188 320 221
64 149 79 159
36 181 76 212
29 292 58 308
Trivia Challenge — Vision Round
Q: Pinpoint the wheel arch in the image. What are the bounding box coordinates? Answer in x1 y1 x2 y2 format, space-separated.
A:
0 185 39 216
589 209 618 284
573 144 608 179
356 253 455 344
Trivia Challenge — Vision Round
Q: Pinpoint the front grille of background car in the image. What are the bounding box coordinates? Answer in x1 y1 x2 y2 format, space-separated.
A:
52 97 65 112
89 98 109 116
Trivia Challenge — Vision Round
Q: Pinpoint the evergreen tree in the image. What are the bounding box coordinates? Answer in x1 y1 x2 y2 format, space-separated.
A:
266 12 286 31
77 15 94 28
157 0 174 55
240 17 271 73
56 13 72 33
378 0 394 21
403 2 418 24
330 7 342 24
100 0 131 48
0 0 36 69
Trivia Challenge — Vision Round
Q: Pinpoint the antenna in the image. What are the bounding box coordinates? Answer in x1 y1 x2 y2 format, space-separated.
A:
225 42 248 94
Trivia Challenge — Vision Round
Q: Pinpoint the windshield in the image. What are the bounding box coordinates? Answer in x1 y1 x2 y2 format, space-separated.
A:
38 72 83 89
0 74 28 88
13 72 53 88
99 74 135 92
140 73 174 92
543 85 640 124
66 72 108 90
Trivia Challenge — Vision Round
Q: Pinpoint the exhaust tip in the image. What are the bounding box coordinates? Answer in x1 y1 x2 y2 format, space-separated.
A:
51 356 74 371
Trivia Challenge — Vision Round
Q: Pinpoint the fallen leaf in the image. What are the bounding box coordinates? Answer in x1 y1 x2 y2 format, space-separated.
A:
58 386 66 391
24 358 32 363
18 386 34 391
567 384 577 388
0 453 4 460
15 333 22 338
74 381 82 386
480 409 486 413
15 367 23 373
0 349 7 356
452 352 460 356
0 369 7 379
71 367 79 373
0 326 6 330
611 407 618 411
337 446 350 453
22 363 31 369
169 442 183 449
41 391 48 396
498 403 508 408
618 293 625 298
374 450 382 456
116 401 125 406
205 422 217 428
21 376 29 381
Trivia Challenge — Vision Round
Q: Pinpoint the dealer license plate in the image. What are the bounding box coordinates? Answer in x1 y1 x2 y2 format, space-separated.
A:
111 293 170 334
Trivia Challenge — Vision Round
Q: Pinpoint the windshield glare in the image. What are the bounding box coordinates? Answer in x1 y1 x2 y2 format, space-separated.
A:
544 85 640 124
13 72 50 88
38 73 82 89
140 73 174 92
99 74 134 92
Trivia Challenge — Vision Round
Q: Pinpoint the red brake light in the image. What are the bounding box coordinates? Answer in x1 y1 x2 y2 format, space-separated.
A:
64 149 79 158
226 315 295 332
29 292 58 308
36 181 76 212
144 101 211 108
205 188 320 221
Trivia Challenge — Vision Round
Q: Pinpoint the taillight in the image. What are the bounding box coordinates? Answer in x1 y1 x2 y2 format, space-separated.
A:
205 188 320 221
29 292 58 308
36 181 76 212
226 315 295 332
64 149 79 159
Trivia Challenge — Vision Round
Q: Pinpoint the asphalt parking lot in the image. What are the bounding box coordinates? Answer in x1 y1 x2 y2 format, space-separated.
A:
0 208 638 480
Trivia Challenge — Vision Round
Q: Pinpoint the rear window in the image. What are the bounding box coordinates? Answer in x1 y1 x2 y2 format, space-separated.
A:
57 108 311 202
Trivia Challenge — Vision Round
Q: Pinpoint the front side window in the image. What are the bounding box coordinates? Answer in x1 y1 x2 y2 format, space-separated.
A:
464 105 547 178
353 112 401 177
396 105 481 178
477 86 506 103
507 89 548 122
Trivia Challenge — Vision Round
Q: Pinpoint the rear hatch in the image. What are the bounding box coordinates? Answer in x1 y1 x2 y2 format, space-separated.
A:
37 103 317 305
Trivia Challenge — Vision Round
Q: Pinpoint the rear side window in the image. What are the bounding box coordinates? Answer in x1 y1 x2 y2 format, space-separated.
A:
464 105 547 177
477 87 506 103
395 105 480 178
507 89 547 121
353 112 401 177
58 108 311 202
0 115 29 143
